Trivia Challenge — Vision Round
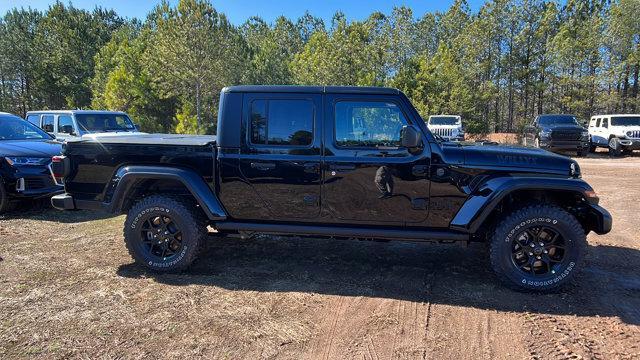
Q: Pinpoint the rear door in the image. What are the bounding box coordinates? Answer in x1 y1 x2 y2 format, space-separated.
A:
238 93 322 220
322 94 431 226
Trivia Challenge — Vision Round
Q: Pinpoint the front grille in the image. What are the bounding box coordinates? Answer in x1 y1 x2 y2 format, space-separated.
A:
627 130 640 139
432 128 453 137
551 130 581 141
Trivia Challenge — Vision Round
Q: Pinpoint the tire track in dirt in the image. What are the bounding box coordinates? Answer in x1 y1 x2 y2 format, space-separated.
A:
302 265 436 359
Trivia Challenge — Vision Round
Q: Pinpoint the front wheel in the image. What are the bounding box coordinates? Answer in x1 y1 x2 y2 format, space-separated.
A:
124 195 207 272
489 204 586 292
609 138 622 157
0 178 16 214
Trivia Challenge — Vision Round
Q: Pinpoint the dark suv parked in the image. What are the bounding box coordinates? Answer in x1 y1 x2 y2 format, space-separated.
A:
0 112 63 213
523 114 590 156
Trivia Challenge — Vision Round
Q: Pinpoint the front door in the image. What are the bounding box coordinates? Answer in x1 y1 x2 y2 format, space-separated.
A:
238 93 322 221
322 95 431 226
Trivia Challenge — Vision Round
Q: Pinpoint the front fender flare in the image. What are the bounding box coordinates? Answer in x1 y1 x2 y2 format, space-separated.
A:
450 177 595 233
107 165 227 221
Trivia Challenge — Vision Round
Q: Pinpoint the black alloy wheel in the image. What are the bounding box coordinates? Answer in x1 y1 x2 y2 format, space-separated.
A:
490 204 586 292
510 225 566 277
124 195 207 272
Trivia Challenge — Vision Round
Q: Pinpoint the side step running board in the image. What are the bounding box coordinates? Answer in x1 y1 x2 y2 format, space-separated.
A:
215 222 469 242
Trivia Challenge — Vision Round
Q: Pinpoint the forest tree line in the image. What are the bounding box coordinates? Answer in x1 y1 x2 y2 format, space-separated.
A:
0 0 638 134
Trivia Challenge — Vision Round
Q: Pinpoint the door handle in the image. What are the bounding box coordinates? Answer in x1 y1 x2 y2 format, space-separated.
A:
329 164 356 172
412 165 428 176
250 162 275 170
303 163 320 174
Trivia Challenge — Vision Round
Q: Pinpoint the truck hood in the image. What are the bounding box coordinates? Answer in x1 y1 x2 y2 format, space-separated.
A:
442 143 576 176
0 139 62 157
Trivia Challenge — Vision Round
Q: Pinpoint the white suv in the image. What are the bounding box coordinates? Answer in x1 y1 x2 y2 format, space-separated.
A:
25 110 142 141
588 114 640 156
427 115 464 141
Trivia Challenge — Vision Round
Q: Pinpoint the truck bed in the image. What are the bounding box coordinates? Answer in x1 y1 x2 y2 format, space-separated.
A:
68 133 216 146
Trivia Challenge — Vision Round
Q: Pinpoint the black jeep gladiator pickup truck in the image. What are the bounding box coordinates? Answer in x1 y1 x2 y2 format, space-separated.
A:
51 86 611 292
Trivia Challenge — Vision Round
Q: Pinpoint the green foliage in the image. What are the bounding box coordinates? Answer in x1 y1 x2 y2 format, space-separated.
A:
0 0 639 134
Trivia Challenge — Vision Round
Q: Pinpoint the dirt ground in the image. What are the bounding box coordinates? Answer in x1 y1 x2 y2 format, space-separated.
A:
1 150 639 359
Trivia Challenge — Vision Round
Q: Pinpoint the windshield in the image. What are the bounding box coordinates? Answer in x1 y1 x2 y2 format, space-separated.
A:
429 116 459 125
537 115 579 126
611 116 640 126
76 113 135 133
0 116 51 140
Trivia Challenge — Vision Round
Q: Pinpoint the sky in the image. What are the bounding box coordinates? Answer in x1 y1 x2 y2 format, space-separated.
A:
0 0 486 24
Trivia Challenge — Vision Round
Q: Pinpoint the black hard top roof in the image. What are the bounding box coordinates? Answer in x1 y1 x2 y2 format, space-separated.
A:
222 85 400 95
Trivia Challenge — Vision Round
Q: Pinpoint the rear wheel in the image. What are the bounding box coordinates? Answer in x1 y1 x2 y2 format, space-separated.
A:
576 149 587 157
124 195 207 272
489 204 586 292
588 142 597 153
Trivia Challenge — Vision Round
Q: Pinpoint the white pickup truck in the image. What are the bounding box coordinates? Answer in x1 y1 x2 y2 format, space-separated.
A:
588 114 640 156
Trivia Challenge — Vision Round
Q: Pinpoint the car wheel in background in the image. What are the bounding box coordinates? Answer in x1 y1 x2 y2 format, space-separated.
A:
0 178 16 214
589 142 597 153
489 204 586 292
609 138 622 157
123 195 207 272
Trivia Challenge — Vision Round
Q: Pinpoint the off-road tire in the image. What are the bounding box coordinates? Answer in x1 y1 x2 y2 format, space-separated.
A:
489 204 586 292
609 137 622 157
576 149 587 157
588 142 597 153
0 178 16 214
124 195 207 272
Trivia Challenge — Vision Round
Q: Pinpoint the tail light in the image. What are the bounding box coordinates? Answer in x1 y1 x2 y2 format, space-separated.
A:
50 156 66 185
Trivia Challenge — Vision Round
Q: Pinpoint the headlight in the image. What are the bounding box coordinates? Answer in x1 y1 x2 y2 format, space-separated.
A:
4 157 50 166
540 130 551 139
582 131 589 137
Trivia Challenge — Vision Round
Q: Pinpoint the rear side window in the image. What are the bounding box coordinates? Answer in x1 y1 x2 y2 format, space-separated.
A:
26 114 40 127
250 99 313 146
602 118 608 128
335 101 408 147
42 115 54 132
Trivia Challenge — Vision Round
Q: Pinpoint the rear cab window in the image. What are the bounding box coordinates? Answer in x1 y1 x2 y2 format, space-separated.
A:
249 99 314 146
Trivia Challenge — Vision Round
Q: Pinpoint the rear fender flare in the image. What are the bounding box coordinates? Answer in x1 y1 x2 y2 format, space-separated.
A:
450 177 594 233
107 165 227 221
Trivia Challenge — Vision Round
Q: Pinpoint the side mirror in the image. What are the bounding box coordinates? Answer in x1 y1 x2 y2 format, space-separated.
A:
61 125 75 135
401 125 422 149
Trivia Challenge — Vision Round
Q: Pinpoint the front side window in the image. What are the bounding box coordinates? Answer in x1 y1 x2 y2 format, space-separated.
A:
42 115 54 133
250 99 314 146
603 119 609 128
596 118 601 127
335 101 408 147
57 115 74 134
